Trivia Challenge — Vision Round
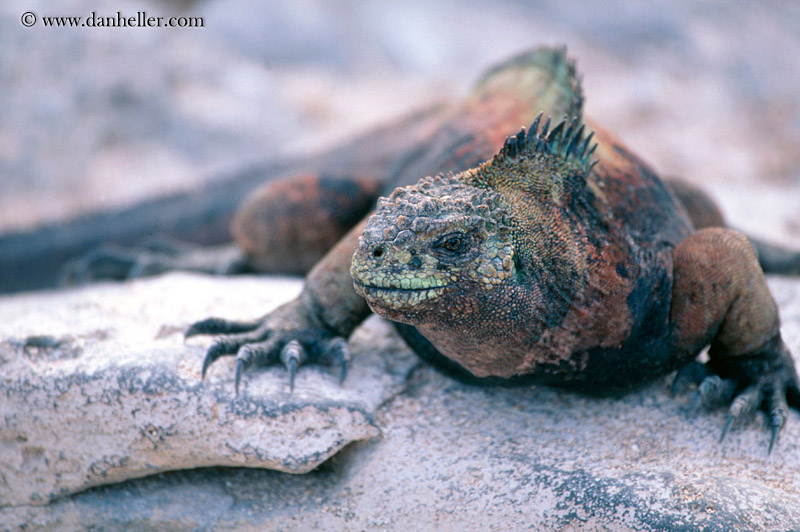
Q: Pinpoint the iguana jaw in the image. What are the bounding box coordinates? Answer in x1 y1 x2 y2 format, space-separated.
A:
352 277 449 320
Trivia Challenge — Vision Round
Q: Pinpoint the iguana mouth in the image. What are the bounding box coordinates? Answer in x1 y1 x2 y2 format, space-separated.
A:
353 280 448 308
353 280 448 292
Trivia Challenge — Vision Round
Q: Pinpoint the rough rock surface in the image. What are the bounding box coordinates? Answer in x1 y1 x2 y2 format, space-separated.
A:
2 274 800 531
0 274 417 507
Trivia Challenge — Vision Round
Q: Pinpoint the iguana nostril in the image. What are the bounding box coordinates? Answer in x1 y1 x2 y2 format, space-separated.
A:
372 246 385 259
410 256 422 269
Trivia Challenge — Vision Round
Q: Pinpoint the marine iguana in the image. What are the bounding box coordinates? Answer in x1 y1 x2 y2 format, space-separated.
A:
184 47 800 450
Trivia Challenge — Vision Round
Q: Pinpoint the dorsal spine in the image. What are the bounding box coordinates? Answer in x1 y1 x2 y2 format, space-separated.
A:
499 112 597 173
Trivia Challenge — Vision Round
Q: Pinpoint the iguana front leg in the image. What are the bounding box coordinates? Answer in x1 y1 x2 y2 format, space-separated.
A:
670 227 800 451
186 219 371 393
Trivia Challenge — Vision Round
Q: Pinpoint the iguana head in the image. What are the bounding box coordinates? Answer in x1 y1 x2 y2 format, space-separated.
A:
351 172 514 325
351 113 598 334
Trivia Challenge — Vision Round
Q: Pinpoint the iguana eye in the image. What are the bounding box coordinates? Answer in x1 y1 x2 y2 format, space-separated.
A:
436 233 465 253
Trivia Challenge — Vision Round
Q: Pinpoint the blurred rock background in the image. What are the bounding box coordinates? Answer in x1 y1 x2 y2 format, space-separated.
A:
1 0 798 245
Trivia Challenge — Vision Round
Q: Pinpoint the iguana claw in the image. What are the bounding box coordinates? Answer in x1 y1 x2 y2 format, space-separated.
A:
187 302 351 395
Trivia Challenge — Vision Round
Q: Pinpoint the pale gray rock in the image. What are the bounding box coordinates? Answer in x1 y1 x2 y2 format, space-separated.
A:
0 273 418 508
1 275 799 531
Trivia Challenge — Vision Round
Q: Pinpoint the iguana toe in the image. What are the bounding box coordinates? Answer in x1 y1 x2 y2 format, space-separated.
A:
185 317 260 339
671 360 710 396
688 375 735 413
280 340 306 393
719 385 760 443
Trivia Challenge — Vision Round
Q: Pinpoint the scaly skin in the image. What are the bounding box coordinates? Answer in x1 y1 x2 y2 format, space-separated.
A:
190 47 800 450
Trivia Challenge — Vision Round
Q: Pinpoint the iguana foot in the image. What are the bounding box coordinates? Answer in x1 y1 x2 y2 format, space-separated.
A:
186 297 350 394
673 340 800 452
59 238 246 285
